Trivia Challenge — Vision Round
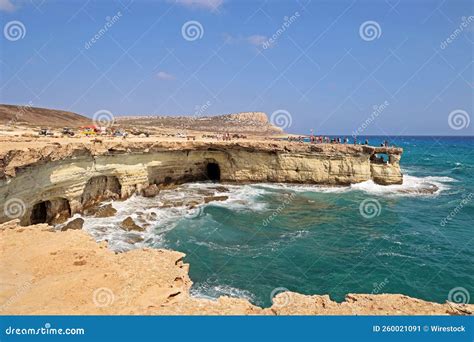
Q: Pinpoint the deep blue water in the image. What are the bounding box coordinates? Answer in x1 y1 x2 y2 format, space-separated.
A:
83 136 474 307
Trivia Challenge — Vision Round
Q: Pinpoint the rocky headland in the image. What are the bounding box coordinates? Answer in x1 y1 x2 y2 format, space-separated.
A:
0 139 403 225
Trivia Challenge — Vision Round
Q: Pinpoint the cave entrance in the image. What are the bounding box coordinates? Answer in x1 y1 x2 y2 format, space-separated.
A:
30 201 48 224
30 198 71 225
206 162 221 181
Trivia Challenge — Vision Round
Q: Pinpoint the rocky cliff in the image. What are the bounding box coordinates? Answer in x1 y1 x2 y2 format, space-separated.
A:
0 140 403 225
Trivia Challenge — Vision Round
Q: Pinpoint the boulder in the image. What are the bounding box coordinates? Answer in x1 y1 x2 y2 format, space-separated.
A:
61 218 84 231
142 184 160 198
95 204 117 218
121 217 144 232
203 195 229 203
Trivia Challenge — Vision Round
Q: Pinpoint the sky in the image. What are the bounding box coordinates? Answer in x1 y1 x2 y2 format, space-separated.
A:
0 0 472 135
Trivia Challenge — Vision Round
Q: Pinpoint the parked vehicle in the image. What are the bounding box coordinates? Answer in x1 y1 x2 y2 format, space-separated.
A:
62 127 75 136
38 128 54 136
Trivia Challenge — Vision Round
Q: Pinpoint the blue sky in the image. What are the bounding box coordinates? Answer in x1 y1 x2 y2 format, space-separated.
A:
0 0 472 135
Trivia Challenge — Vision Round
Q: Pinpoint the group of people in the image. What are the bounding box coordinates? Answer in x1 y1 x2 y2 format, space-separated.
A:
286 135 391 147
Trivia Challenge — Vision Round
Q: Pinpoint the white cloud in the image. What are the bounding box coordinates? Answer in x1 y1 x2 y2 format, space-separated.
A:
156 71 176 81
0 0 16 12
173 0 223 12
246 35 268 47
223 34 271 49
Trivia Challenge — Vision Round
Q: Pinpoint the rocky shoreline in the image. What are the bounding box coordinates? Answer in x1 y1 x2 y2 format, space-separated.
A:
1 138 460 316
0 139 403 225
0 220 472 315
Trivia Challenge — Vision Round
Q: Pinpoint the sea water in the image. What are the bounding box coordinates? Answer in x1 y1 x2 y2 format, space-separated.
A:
79 136 474 307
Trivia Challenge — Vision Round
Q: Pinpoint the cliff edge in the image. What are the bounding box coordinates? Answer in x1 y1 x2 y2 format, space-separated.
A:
0 221 471 315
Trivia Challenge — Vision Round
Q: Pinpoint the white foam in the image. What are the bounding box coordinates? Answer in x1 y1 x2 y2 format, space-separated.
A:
74 172 456 251
349 174 455 197
191 283 256 302
249 174 455 197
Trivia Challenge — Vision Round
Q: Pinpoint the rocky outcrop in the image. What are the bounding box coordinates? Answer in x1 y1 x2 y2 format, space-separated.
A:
204 195 229 203
121 217 144 232
0 140 403 225
141 184 160 197
0 222 470 315
61 217 84 231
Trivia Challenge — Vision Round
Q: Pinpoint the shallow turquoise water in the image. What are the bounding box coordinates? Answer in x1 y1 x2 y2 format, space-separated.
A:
162 136 474 306
82 136 474 307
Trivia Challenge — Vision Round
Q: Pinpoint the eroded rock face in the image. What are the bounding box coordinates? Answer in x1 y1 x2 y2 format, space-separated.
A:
0 141 403 224
81 176 121 208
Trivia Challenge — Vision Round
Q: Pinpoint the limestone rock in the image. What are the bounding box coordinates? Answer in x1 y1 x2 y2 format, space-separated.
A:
141 184 160 197
121 217 144 232
61 217 84 231
0 140 404 224
94 204 117 218
1 224 472 315
0 219 21 230
204 195 229 203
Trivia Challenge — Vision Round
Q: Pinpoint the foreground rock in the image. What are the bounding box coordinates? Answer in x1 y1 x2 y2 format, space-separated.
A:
204 195 229 203
94 204 117 218
0 221 471 315
61 217 84 231
121 217 144 232
141 184 160 197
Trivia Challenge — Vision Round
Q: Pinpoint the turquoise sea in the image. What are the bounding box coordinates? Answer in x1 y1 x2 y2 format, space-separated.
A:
81 136 474 307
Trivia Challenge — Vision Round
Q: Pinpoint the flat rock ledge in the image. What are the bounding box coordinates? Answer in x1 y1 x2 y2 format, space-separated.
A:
0 220 471 315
